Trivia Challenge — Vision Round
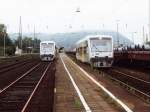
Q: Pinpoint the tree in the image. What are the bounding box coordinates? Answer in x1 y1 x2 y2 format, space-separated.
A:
146 41 150 46
22 37 32 52
15 36 41 53
33 38 41 49
32 38 41 53
0 24 15 56
0 24 6 46
0 24 14 46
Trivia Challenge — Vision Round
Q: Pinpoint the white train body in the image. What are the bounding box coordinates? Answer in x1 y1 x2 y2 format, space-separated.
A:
40 41 56 61
76 35 114 67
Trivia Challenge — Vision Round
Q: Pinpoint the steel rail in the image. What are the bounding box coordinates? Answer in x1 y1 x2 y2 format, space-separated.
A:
111 69 150 84
0 63 40 94
0 60 33 74
0 59 30 70
107 75 150 103
21 62 51 112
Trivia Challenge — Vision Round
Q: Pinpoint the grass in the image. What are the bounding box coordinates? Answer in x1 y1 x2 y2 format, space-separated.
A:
95 88 127 112
74 98 81 108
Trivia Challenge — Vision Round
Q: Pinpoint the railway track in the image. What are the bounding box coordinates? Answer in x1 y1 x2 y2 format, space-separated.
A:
112 67 150 82
66 53 150 103
104 68 150 103
0 61 54 112
24 61 56 112
0 60 27 69
0 60 40 89
0 59 34 74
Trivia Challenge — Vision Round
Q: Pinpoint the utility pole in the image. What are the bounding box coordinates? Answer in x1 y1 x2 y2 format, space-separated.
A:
32 25 36 54
116 20 120 47
149 0 150 41
102 24 105 29
131 32 137 44
19 16 22 54
34 25 35 49
143 26 145 44
4 33 5 57
3 27 6 57
125 24 128 47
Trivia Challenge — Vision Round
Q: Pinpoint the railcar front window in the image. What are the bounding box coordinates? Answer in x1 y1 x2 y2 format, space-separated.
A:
41 43 54 51
90 40 112 52
48 43 54 50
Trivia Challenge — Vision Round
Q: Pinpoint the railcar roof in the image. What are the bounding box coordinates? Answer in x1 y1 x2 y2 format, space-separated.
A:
76 35 112 45
40 41 55 44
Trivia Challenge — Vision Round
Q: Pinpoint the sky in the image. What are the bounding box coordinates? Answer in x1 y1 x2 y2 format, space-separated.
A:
0 0 149 44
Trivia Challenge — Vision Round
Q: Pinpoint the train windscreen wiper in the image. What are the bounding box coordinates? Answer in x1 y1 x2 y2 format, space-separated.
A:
92 44 102 52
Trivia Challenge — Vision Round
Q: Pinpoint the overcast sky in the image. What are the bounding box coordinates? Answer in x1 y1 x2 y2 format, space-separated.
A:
0 0 149 43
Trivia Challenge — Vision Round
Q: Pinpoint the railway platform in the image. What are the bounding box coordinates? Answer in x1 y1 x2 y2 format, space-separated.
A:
54 56 84 112
59 53 150 112
54 53 121 112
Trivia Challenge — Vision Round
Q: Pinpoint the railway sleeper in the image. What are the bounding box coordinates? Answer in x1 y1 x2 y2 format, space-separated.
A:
13 85 34 88
108 75 150 104
1 95 27 101
0 103 23 108
6 90 31 96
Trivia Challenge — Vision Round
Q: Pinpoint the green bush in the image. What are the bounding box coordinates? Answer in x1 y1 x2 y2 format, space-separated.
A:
0 46 15 56
6 46 16 56
33 48 40 53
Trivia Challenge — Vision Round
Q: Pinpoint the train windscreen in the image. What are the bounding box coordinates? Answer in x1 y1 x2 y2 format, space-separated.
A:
41 43 54 52
90 38 112 52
